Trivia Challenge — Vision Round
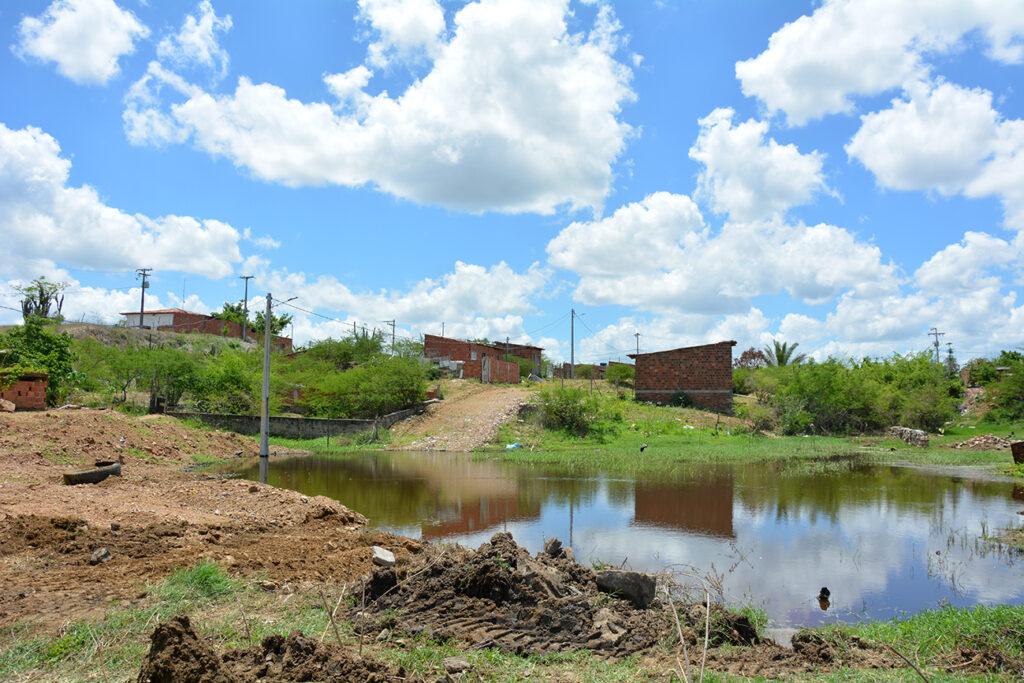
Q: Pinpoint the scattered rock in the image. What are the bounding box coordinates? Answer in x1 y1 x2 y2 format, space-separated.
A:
595 569 656 608
110 522 121 531
442 656 472 674
372 546 395 567
259 581 277 591
247 485 258 493
889 426 929 447
89 547 112 565
0 398 15 413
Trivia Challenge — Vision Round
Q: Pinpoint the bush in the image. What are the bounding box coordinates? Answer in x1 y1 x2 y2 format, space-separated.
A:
605 364 634 387
669 391 693 408
744 353 960 435
0 317 76 405
304 356 426 419
538 388 604 437
984 357 1024 422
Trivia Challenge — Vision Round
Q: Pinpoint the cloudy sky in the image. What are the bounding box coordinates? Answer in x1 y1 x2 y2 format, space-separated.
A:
2 0 1022 363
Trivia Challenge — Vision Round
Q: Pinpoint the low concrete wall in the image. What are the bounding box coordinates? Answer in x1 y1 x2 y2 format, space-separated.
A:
168 405 423 439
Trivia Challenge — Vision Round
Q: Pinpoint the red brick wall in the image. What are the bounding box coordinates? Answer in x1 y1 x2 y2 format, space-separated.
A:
0 374 48 409
424 335 520 383
629 341 736 413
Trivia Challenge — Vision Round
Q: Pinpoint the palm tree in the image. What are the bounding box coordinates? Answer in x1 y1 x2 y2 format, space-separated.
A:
763 340 806 366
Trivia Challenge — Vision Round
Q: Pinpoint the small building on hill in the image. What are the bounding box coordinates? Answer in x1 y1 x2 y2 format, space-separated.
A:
628 340 737 413
120 308 292 352
423 334 522 383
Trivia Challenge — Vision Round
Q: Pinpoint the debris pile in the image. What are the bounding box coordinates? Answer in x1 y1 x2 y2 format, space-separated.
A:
889 426 929 447
951 434 1011 450
137 615 400 683
350 532 760 657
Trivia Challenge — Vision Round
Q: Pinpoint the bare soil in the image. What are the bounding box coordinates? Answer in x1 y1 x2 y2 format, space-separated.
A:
388 379 530 451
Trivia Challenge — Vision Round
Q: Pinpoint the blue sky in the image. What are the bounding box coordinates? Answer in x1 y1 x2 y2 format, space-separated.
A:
2 0 1022 364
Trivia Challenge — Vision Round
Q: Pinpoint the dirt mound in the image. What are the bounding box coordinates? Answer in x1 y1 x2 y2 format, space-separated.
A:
951 434 1011 450
353 532 757 657
137 615 399 683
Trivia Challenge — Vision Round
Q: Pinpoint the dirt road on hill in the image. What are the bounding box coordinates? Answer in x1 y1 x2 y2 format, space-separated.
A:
388 379 532 451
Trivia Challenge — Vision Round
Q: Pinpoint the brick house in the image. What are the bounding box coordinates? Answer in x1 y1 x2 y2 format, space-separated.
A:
0 371 48 409
120 309 292 352
423 334 521 383
628 340 737 413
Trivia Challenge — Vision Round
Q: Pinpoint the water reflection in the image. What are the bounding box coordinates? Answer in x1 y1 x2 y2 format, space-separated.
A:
232 452 1024 635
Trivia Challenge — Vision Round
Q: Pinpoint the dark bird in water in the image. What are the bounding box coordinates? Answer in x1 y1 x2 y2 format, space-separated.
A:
817 586 831 611
640 443 648 452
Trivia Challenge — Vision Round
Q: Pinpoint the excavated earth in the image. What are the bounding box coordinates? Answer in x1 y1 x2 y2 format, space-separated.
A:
2 408 1018 680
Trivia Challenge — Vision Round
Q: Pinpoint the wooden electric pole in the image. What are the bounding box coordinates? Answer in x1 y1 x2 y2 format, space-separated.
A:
136 268 152 329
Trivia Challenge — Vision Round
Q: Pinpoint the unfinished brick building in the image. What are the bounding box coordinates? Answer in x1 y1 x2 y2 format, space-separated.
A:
0 371 48 410
423 334 521 384
120 308 292 351
628 340 737 413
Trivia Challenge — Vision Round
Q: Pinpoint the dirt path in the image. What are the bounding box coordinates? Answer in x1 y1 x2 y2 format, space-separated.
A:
388 380 532 451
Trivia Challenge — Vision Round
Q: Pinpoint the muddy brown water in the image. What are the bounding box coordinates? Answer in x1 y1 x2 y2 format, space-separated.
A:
233 452 1024 642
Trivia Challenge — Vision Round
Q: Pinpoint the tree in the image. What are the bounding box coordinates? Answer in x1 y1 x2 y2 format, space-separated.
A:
212 301 246 324
0 316 75 404
14 277 67 321
605 363 635 387
764 340 806 367
254 309 293 336
212 301 292 336
734 347 768 369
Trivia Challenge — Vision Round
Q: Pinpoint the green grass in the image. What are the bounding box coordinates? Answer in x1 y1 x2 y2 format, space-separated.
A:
263 428 391 452
808 603 1024 679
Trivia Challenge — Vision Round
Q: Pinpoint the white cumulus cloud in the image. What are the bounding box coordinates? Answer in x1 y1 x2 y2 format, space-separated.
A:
0 123 243 280
689 108 830 222
736 0 1024 125
157 0 233 81
124 0 635 215
13 0 149 85
357 0 446 68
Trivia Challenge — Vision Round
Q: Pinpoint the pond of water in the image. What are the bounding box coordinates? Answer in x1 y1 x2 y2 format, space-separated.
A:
234 452 1024 640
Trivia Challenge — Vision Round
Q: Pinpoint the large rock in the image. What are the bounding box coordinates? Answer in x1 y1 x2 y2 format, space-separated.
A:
594 569 656 608
0 398 14 413
372 546 395 567
889 426 929 448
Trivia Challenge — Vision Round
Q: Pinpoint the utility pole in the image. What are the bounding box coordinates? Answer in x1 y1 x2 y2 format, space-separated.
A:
441 322 445 337
260 293 272 462
383 320 396 356
928 327 945 363
239 275 254 341
136 268 152 329
634 331 641 397
570 308 575 379
505 336 510 361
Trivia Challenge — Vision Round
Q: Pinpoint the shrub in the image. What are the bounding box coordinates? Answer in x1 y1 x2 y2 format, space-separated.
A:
304 356 426 418
605 364 635 387
538 388 604 437
669 391 693 408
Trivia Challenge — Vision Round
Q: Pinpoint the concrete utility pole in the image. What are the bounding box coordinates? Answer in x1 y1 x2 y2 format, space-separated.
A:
260 293 272 461
384 320 396 356
570 308 575 379
928 327 945 363
239 275 254 341
505 336 510 361
136 268 152 329
441 322 445 337
634 330 641 356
